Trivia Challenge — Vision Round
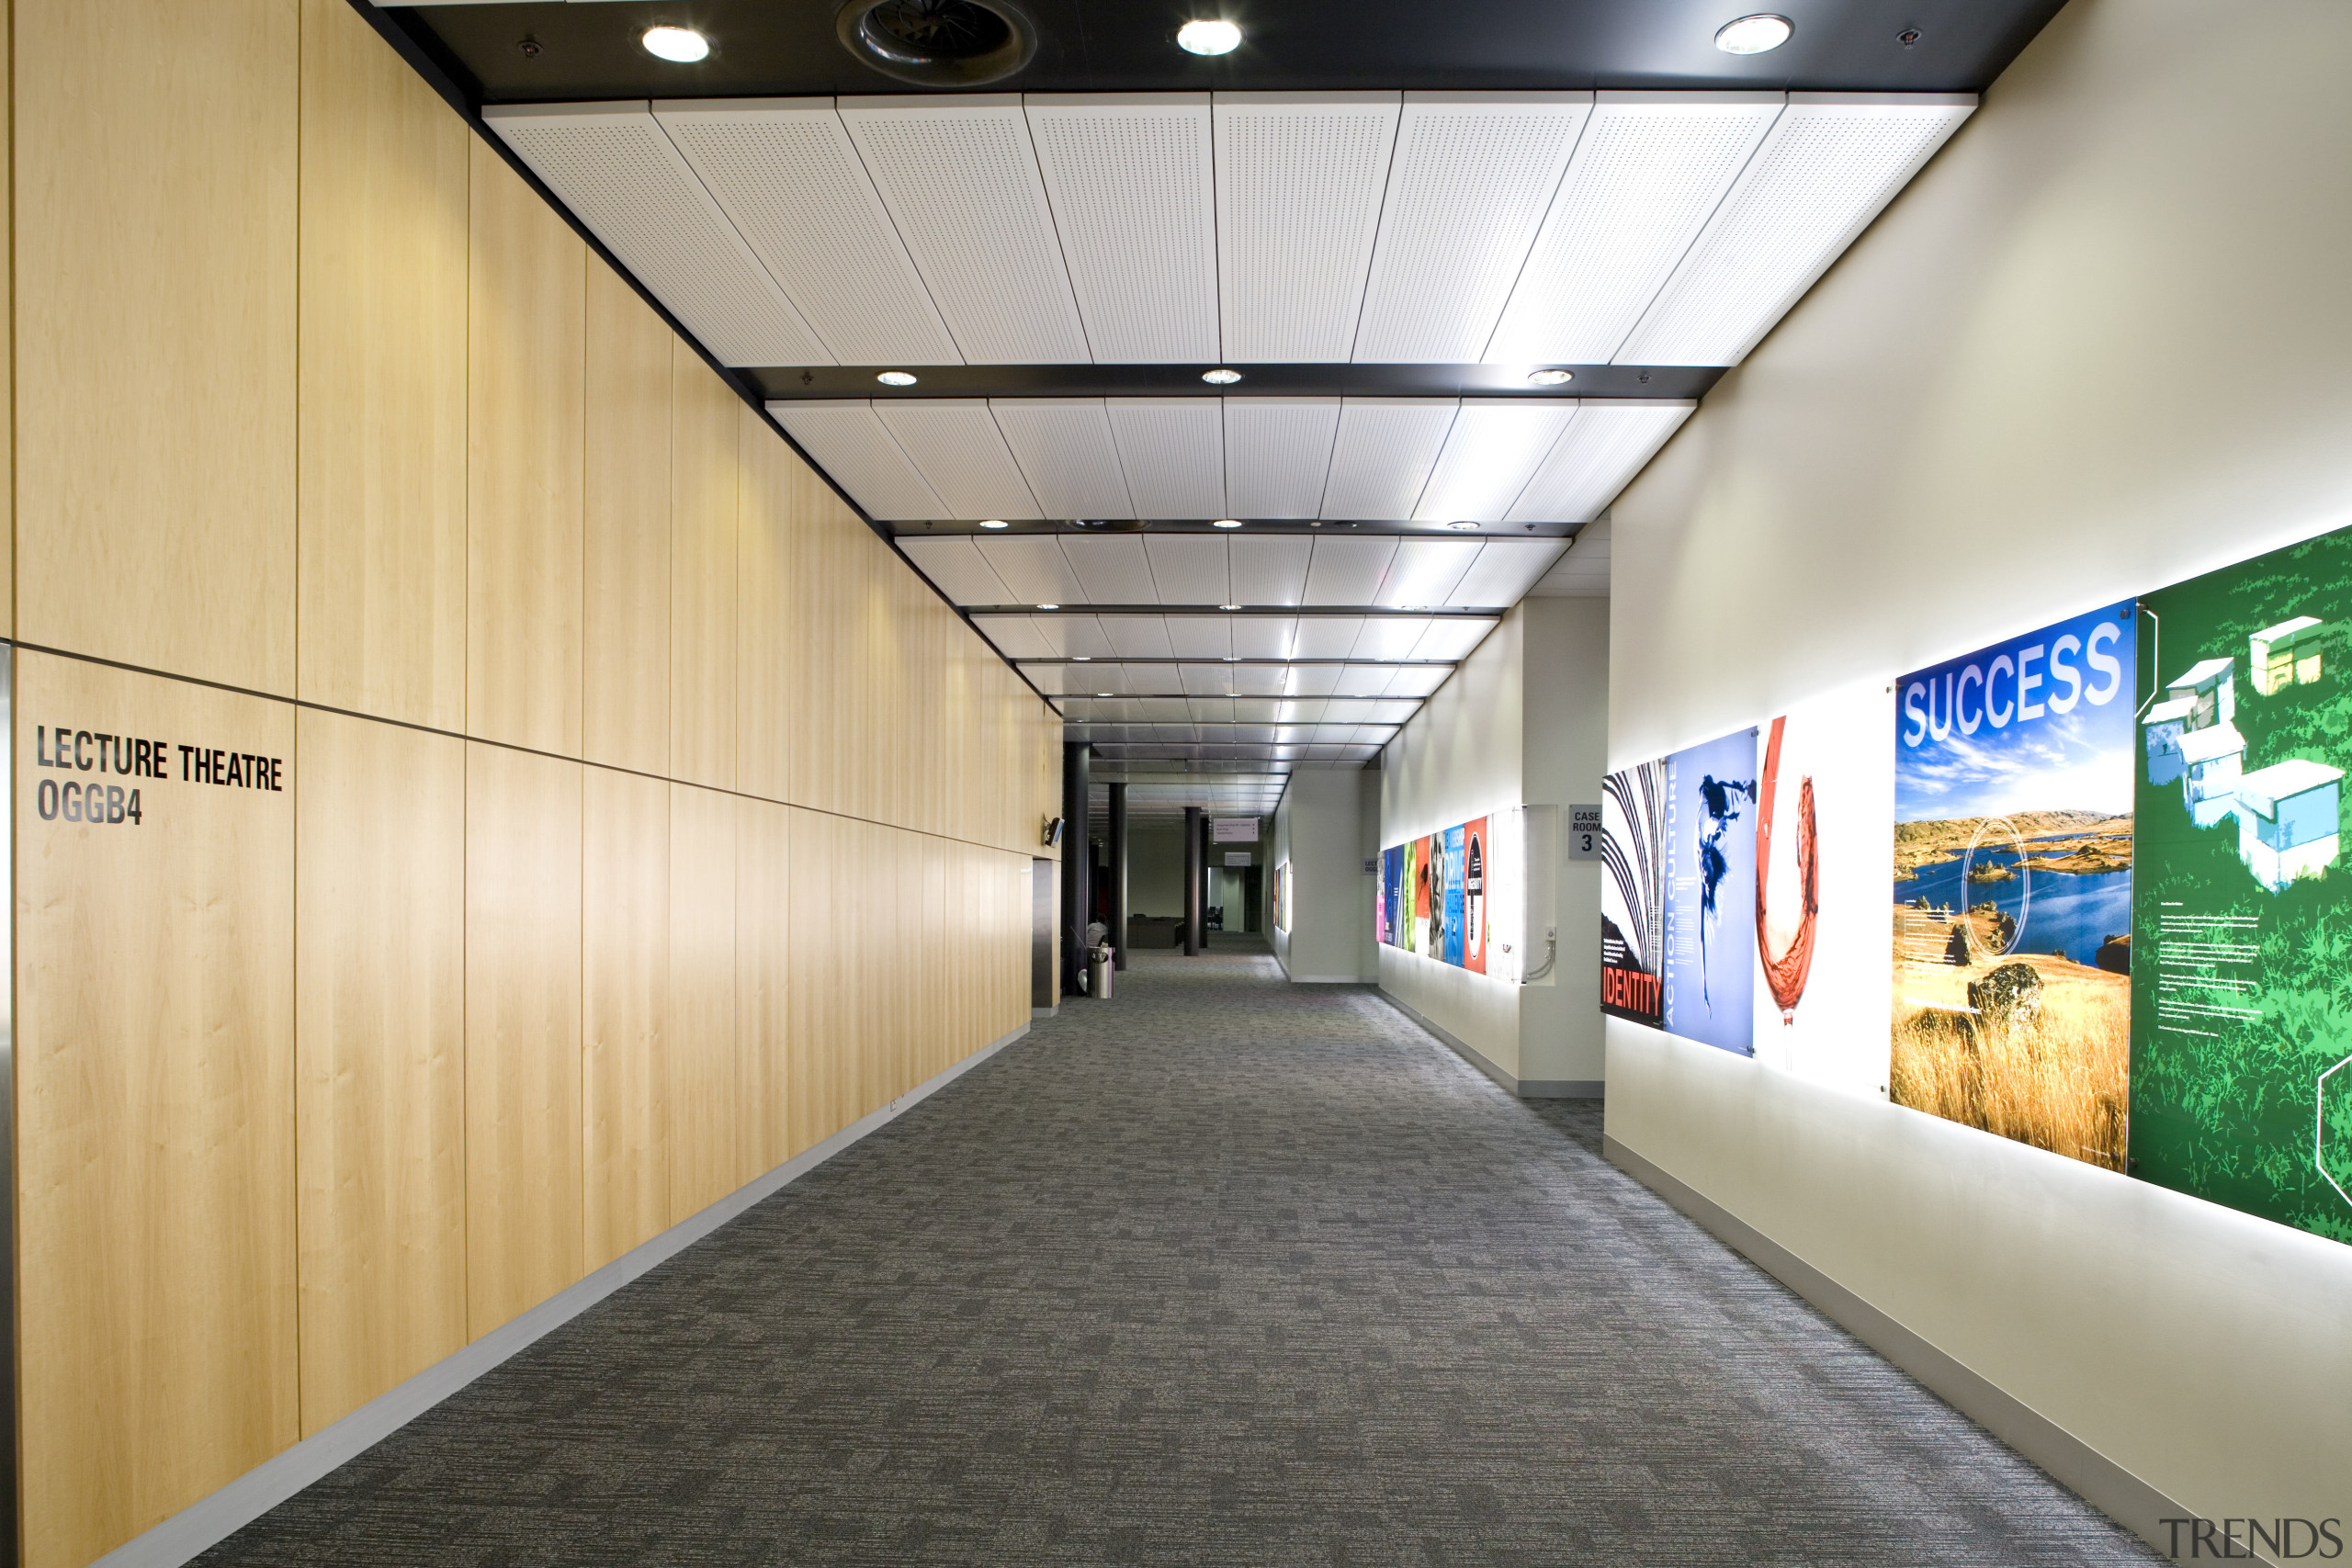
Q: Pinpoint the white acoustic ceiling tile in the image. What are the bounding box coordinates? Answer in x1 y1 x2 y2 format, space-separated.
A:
973 536 1089 604
1213 93 1402 362
487 103 828 367
1310 725 1365 744
1105 400 1227 518
897 536 1012 605
1505 400 1696 524
1289 616 1364 658
1224 399 1341 519
1143 536 1230 604
1187 696 1238 721
1230 617 1297 659
988 400 1136 518
1182 663 1238 695
873 401 1041 520
1034 616 1117 659
1302 536 1399 604
1234 698 1290 722
1485 92 1785 365
1414 400 1578 522
1329 665 1399 696
1229 725 1279 744
1353 94 1594 363
836 96 1092 363
1378 540 1484 607
1057 536 1160 603
1349 616 1435 660
1410 616 1501 660
766 400 945 521
1025 96 1219 362
1164 616 1234 659
1227 536 1314 605
1231 665 1288 695
1617 94 1977 367
967 614 1055 660
1529 518 1611 597
1445 539 1569 606
650 99 960 366
1364 699 1422 723
1016 661 1078 694
1319 399 1459 520
1097 615 1177 659
1384 664 1453 696
1138 697 1194 720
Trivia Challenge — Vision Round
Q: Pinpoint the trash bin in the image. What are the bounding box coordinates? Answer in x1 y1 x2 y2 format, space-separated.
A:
1088 942 1114 999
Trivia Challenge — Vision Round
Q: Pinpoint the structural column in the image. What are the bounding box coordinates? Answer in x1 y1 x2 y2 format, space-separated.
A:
1183 805 1204 956
1061 740 1091 998
1107 782 1129 970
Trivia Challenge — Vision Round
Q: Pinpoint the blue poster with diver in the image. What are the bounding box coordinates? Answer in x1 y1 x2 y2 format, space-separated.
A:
1661 728 1759 1056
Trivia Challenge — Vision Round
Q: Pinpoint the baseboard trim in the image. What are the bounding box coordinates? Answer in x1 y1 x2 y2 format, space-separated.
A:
1375 990 1521 1095
1518 1078 1604 1100
93 1021 1035 1568
1285 974 1368 984
1601 1131 2215 1566
1032 1004 1057 1018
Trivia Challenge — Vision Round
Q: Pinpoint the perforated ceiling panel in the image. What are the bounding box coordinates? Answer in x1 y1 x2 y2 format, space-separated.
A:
1060 536 1160 603
873 401 1041 520
1165 616 1235 659
1374 542 1482 607
763 400 944 521
1289 616 1364 658
1413 400 1577 522
1230 617 1298 659
1444 539 1568 606
898 536 1012 605
1301 536 1399 604
1105 400 1227 519
1318 399 1458 520
1617 94 1977 367
836 97 1092 364
1026 96 1219 363
485 103 828 367
1223 399 1341 520
1351 94 1592 363
1410 617 1501 660
1228 536 1314 606
1348 615 1434 660
972 536 1089 604
650 99 961 367
1504 400 1695 524
1097 615 1177 659
988 400 1136 518
1213 93 1402 362
1483 93 1784 365
1142 536 1229 604
1032 615 1116 659
967 614 1055 660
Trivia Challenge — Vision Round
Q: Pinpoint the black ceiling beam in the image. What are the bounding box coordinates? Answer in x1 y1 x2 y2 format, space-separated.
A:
751 362 1718 401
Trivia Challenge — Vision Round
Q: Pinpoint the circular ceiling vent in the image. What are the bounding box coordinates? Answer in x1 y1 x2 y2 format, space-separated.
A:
837 0 1038 85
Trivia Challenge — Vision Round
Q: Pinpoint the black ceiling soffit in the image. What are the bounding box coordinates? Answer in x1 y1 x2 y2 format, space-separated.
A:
752 363 1722 400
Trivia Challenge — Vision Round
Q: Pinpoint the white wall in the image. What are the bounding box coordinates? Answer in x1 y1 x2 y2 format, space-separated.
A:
1125 821 1188 920
1606 0 2352 1545
1520 597 1610 1089
1272 768 1374 981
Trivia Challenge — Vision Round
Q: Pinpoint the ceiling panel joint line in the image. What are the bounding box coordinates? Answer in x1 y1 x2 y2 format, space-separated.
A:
1599 98 1786 366
826 98 978 366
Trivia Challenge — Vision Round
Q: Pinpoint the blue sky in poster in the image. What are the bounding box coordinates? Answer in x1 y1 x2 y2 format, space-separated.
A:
1661 729 1757 1057
1895 600 2137 822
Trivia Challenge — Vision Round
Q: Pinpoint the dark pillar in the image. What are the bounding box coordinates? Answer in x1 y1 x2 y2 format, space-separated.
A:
1183 805 1204 956
1108 783 1129 970
1061 740 1091 998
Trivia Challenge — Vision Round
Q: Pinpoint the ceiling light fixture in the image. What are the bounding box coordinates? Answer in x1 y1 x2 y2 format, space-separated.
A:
1036 603 1058 611
1220 603 1241 611
641 25 711 62
876 370 918 387
1212 519 1243 529
1446 521 1480 531
1073 655 1091 661
1714 13 1792 53
1176 17 1242 55
978 518 1008 529
1527 368 1574 387
1202 367 1243 385
1098 693 1114 697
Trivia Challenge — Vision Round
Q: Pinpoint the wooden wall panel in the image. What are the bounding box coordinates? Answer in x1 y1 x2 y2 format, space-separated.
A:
465 743 584 1337
582 261 672 775
671 350 739 789
15 651 297 1568
735 410 794 802
295 0 468 729
15 0 297 694
583 768 670 1271
668 784 739 1221
1 0 13 636
293 709 466 1436
786 807 845 1156
737 797 792 1184
468 141 586 755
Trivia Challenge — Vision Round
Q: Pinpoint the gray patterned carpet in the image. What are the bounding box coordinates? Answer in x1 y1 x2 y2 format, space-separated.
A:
199 939 2156 1567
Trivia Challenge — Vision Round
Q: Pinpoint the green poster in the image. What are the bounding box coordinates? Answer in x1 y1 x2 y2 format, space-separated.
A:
2134 529 2352 1244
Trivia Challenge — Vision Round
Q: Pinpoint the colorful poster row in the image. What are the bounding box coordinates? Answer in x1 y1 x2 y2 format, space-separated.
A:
1376 817 1489 973
1603 524 2352 1248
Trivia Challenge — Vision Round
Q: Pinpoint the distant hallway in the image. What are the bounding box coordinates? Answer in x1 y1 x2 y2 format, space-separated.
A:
201 945 2154 1566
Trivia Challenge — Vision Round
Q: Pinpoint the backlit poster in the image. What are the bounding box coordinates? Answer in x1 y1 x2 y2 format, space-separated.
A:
1601 762 1667 1024
2134 530 2352 1245
1463 817 1488 975
1380 845 1402 946
1442 824 1466 965
1661 729 1758 1056
1893 601 2135 1172
1414 835 1435 953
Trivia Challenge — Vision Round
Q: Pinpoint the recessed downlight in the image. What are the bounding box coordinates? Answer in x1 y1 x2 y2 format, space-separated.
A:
1202 367 1243 385
1219 603 1242 611
876 370 918 387
1176 17 1242 55
1212 518 1243 529
1223 656 1240 662
1446 521 1480 531
1097 692 1114 697
1527 368 1574 387
978 518 1009 528
641 25 710 62
1714 13 1792 53
1072 655 1091 661
1036 603 1059 611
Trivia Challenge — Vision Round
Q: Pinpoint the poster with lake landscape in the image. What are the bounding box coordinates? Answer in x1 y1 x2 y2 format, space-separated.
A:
1661 730 1758 1056
1892 602 2136 1170
2134 529 2352 1245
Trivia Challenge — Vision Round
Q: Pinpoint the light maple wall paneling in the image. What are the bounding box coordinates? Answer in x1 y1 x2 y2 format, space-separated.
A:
668 784 740 1221
736 795 792 1183
786 807 848 1156
582 260 673 775
861 538 912 831
293 708 466 1436
14 0 296 693
582 767 670 1271
15 652 296 1568
920 835 952 1086
469 140 586 756
295 0 468 729
672 347 740 789
785 485 852 818
735 410 797 803
0 2 13 635
464 742 584 1338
